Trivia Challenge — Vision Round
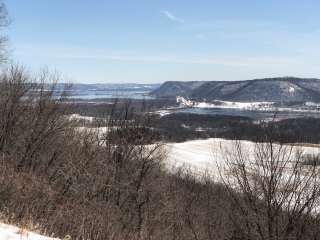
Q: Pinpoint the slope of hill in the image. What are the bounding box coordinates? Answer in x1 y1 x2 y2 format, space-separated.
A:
152 77 320 103
151 81 205 98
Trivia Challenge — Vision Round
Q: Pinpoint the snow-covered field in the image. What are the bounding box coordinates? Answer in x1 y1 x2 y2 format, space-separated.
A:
165 138 320 177
166 138 320 217
0 223 59 240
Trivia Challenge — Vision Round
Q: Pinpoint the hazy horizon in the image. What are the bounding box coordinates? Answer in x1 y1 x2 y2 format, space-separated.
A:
59 75 320 85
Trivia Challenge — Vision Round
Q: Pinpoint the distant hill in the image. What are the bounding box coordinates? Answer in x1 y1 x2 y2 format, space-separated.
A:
150 81 205 98
151 77 320 103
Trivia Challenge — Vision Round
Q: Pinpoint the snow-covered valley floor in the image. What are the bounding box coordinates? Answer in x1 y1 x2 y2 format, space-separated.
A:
165 138 320 177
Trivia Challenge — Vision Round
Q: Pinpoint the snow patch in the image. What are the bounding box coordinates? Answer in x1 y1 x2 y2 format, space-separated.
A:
176 96 274 111
181 124 191 129
0 223 60 240
306 102 320 108
155 110 172 117
68 114 94 122
289 87 295 93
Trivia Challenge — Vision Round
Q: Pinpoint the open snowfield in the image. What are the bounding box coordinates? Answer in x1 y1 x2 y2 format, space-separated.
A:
165 138 320 177
166 138 320 217
0 223 59 240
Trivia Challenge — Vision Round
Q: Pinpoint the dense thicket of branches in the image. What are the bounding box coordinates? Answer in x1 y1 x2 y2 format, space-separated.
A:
0 66 236 239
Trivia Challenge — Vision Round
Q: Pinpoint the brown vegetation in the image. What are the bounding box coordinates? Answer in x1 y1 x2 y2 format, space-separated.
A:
0 66 233 239
0 66 319 240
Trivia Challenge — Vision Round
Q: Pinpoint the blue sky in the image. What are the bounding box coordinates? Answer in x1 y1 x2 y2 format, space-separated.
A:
5 0 320 83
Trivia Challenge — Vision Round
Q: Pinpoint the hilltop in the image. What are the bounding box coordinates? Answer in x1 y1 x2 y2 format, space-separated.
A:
151 77 320 103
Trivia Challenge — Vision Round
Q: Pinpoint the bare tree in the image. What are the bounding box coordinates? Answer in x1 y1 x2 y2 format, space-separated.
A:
222 132 320 240
0 65 33 152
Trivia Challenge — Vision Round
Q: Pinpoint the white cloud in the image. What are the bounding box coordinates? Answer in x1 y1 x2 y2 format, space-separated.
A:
161 10 184 23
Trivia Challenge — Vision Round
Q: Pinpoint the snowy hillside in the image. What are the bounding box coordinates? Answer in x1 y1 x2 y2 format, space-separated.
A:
152 77 320 103
165 138 320 176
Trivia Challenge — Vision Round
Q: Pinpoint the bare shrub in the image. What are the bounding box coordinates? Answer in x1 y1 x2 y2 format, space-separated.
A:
0 67 238 239
222 132 320 240
0 66 168 239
